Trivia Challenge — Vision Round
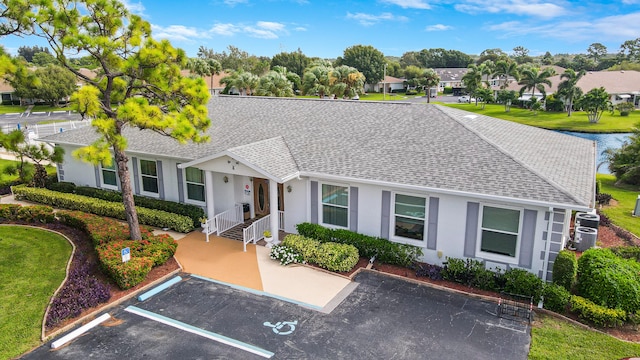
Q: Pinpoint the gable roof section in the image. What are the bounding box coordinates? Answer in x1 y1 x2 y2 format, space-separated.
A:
506 69 640 95
43 96 595 208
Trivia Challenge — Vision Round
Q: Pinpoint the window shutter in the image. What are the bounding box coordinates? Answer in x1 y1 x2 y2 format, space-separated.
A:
94 165 100 187
349 187 358 232
157 160 164 200
380 191 390 240
518 209 537 269
464 202 479 257
132 157 140 195
310 181 318 224
427 197 439 250
177 166 184 203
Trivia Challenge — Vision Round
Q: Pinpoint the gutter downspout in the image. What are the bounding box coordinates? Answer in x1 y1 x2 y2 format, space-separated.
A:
540 207 555 307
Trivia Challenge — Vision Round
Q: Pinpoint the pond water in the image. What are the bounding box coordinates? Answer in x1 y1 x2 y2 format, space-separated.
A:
558 131 632 174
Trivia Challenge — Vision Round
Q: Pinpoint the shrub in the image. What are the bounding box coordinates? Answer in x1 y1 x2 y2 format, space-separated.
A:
0 204 21 219
73 186 205 228
282 234 320 263
552 250 577 291
12 186 193 232
443 86 453 94
616 102 635 116
503 268 544 303
47 181 77 193
270 244 305 265
441 257 504 291
280 234 359 272
577 248 640 313
570 295 626 328
415 263 443 280
296 223 422 267
406 89 418 95
16 205 56 223
315 242 359 272
596 193 612 205
45 258 111 328
611 246 640 262
543 283 571 314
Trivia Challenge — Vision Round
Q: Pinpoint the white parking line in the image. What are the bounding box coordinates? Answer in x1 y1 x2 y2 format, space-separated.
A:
125 306 274 358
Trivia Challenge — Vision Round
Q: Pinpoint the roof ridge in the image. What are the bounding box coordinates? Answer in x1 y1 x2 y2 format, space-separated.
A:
434 105 591 207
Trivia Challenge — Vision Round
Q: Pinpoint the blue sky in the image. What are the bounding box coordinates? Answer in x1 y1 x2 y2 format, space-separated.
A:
3 0 640 59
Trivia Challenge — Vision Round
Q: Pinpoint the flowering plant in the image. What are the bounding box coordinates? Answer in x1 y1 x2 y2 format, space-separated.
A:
269 244 305 266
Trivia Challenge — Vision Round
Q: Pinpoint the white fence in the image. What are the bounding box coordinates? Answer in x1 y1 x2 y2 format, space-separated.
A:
242 215 271 252
2 120 90 139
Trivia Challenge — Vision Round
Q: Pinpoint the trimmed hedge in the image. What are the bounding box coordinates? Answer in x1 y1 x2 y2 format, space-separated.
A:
46 182 205 228
552 249 577 291
441 257 504 291
58 210 178 289
0 203 56 223
577 248 640 313
504 268 544 304
281 234 359 272
611 246 640 262
12 186 193 232
570 295 627 328
542 283 571 314
296 222 422 267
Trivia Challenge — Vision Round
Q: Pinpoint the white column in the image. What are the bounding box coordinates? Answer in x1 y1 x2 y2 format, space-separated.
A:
269 179 279 244
205 170 215 219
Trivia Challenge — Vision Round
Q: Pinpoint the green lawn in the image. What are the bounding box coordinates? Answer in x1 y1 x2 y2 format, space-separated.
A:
597 174 640 237
0 226 72 359
443 103 640 133
529 314 640 359
30 105 73 113
0 105 26 114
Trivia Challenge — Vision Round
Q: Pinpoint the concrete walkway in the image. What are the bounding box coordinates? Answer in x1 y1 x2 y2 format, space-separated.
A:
173 230 353 308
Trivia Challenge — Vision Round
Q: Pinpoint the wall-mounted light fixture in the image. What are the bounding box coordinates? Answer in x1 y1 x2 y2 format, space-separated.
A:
287 185 292 193
223 176 229 183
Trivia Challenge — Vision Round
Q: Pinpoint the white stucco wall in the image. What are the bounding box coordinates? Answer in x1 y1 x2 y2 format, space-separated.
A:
282 178 307 233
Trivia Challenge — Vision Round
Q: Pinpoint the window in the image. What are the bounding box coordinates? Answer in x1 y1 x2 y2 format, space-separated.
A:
185 167 205 202
480 206 520 257
101 159 117 188
321 184 348 227
394 194 426 241
140 159 158 194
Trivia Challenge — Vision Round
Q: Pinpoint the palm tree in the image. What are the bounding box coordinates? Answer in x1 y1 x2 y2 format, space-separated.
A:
186 58 221 95
302 64 332 98
462 64 483 104
493 60 520 89
557 68 585 117
329 65 365 98
255 70 295 97
518 66 556 102
420 68 440 103
219 70 258 96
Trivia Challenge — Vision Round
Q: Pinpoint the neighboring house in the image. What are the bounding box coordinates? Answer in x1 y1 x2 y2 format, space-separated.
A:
41 96 596 281
365 76 405 93
505 67 640 106
0 78 19 105
434 68 468 94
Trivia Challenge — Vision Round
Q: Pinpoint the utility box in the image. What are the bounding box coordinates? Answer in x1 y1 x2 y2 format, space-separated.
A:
242 203 250 220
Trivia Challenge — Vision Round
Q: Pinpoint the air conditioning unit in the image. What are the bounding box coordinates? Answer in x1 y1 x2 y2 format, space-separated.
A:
575 212 600 230
574 226 597 252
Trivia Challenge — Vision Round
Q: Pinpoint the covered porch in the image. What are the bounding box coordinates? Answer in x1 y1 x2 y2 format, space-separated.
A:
177 137 303 251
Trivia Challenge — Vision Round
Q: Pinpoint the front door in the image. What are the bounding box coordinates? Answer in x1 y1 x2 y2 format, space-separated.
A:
253 179 285 217
253 178 270 216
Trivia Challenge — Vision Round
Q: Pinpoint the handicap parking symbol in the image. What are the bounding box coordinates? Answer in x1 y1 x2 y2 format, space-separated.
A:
263 320 298 335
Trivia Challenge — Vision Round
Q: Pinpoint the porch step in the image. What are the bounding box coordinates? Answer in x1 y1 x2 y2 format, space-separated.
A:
218 217 288 243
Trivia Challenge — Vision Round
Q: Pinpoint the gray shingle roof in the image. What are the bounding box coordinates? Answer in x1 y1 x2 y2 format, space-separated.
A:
43 96 596 208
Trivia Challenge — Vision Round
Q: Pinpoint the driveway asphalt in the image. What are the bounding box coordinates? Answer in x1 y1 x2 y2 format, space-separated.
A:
22 271 530 359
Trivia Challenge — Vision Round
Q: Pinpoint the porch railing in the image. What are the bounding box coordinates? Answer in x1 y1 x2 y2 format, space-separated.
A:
278 210 285 231
242 214 271 252
214 204 242 235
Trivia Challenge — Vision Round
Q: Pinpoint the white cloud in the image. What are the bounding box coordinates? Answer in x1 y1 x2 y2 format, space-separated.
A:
257 21 285 32
622 0 640 3
120 0 146 16
151 24 210 42
223 0 248 6
209 23 240 36
486 11 640 43
425 24 452 31
294 27 307 32
379 0 430 9
346 12 409 26
208 21 288 39
455 0 567 19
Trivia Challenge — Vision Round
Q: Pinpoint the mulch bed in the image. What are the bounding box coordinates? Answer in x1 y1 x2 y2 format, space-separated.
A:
26 215 640 342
